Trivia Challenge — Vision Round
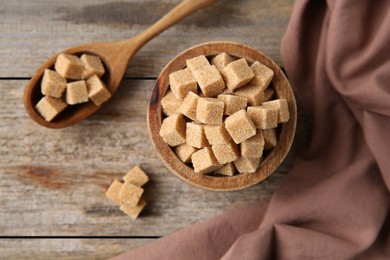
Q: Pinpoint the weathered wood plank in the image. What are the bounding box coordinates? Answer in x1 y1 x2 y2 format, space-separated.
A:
0 79 292 236
0 0 293 77
0 238 154 259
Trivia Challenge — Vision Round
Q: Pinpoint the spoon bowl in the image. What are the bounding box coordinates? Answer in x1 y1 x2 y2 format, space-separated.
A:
24 40 134 128
148 41 297 191
24 0 220 128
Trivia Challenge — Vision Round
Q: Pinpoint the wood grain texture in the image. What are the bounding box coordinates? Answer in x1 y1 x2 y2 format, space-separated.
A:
0 79 295 236
0 239 154 259
0 0 294 78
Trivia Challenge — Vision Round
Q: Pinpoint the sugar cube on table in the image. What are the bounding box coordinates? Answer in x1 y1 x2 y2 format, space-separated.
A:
204 124 232 145
80 54 105 79
212 141 240 164
221 58 254 91
191 147 221 174
263 128 278 150
241 131 265 158
218 94 247 115
248 61 274 91
211 52 234 73
159 114 186 147
105 179 124 205
55 53 85 80
225 110 256 144
161 90 183 116
35 96 67 122
234 156 261 174
186 122 208 149
247 106 278 129
66 80 89 105
120 199 147 219
41 69 66 98
86 75 111 106
262 99 289 123
178 91 200 122
169 68 198 100
215 162 236 176
118 182 144 207
123 166 149 187
196 97 224 125
105 167 151 220
175 144 198 163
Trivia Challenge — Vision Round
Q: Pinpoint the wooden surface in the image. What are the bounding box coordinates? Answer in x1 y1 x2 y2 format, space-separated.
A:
0 0 298 258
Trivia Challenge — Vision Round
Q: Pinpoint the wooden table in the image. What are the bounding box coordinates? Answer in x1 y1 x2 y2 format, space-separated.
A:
0 0 297 258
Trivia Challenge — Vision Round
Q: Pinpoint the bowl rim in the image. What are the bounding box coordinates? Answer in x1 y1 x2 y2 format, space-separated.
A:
147 41 297 191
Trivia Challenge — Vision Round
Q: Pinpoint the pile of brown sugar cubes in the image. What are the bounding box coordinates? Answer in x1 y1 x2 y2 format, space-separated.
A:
159 53 289 176
105 166 149 219
35 53 112 121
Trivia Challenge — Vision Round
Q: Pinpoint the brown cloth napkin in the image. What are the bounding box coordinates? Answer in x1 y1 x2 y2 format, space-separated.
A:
113 0 390 259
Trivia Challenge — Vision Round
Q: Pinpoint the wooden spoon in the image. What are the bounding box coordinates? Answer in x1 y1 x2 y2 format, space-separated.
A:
24 0 220 128
148 41 297 191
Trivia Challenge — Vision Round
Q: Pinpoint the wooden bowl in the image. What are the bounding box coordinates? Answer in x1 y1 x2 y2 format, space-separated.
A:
147 41 297 191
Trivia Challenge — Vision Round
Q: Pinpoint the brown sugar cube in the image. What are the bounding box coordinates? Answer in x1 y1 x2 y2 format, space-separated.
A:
175 144 198 163
191 147 221 174
218 94 247 115
196 97 224 124
211 52 234 73
41 69 67 98
263 128 277 150
264 87 275 101
234 156 261 174
247 106 278 129
65 80 89 105
215 162 236 176
120 199 147 219
212 141 240 164
80 54 105 79
169 68 198 100
118 182 144 207
54 53 85 80
248 61 274 91
193 65 225 97
159 114 186 147
204 124 231 145
86 75 111 106
222 87 234 94
186 55 224 97
35 96 67 122
178 92 200 121
186 123 208 149
105 179 123 205
225 110 256 144
161 90 183 116
221 58 254 91
234 84 265 106
186 55 210 72
241 131 265 158
123 166 149 187
262 99 289 123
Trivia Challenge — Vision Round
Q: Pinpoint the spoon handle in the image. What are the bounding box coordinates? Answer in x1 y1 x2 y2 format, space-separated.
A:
129 0 220 50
